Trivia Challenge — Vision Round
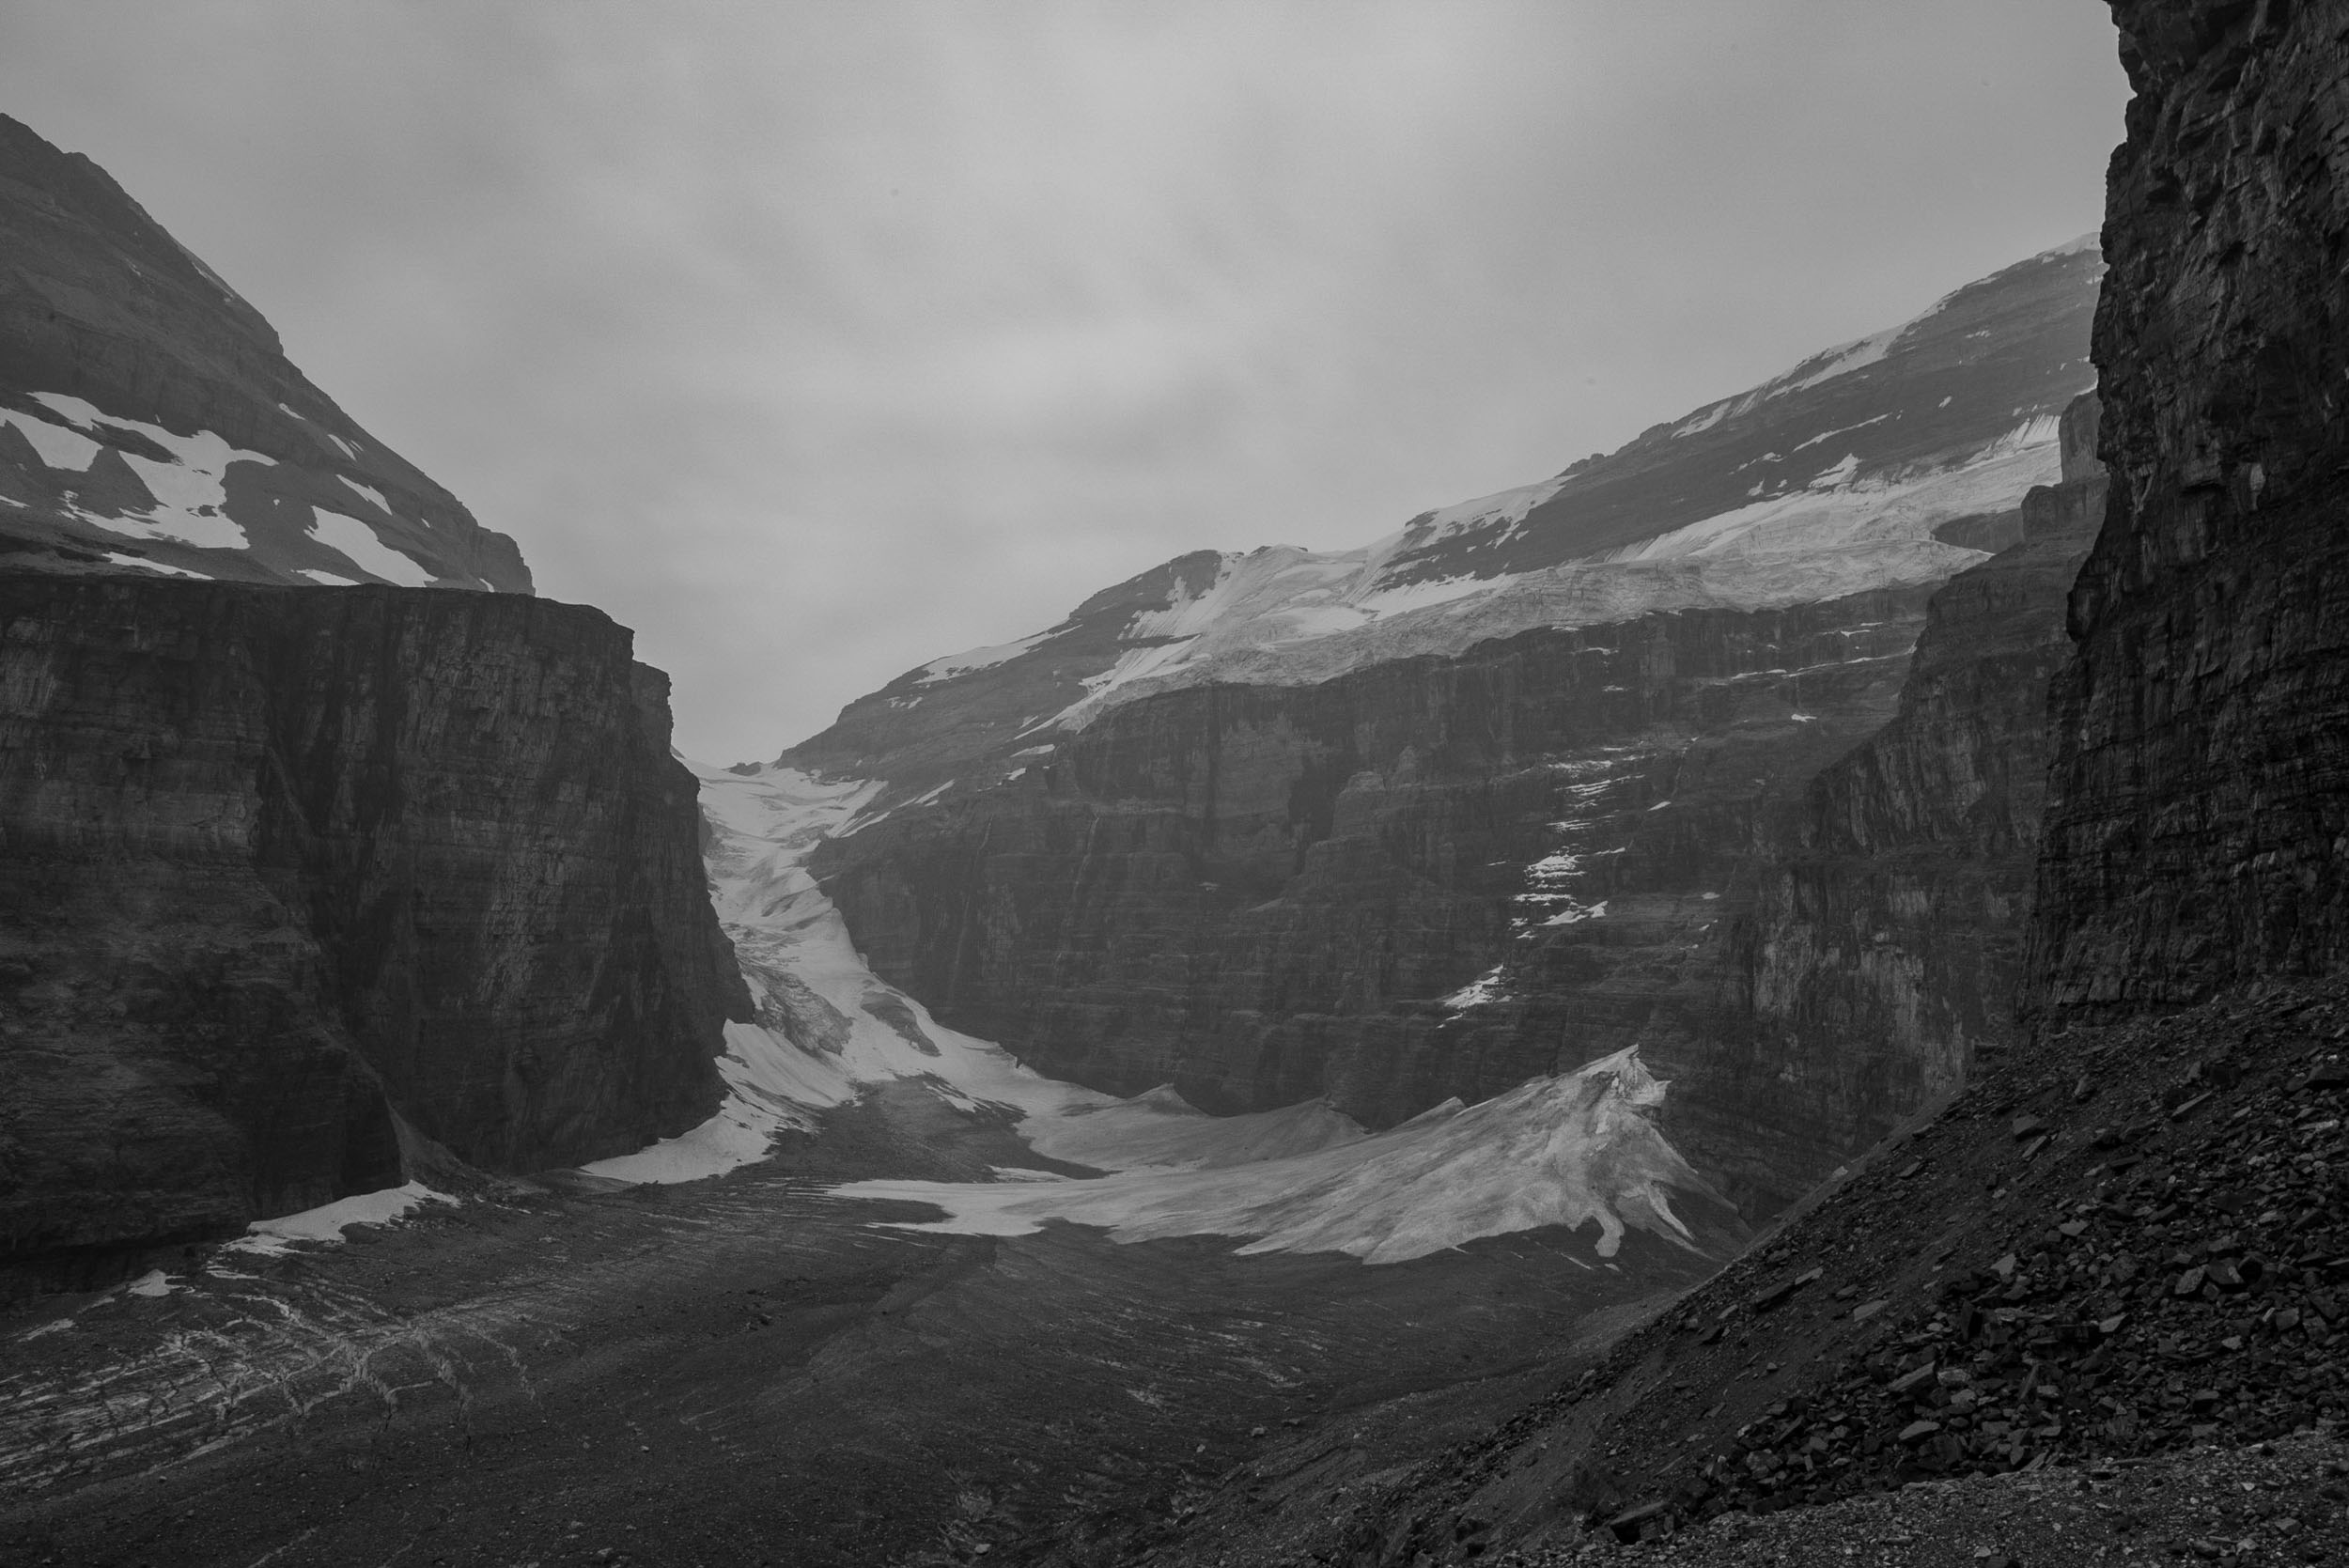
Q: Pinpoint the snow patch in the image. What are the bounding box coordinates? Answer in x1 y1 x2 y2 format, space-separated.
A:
337 475 393 515
8 393 272 551
101 552 209 580
310 508 435 587
832 1048 1717 1265
229 1182 456 1255
915 627 1056 685
1441 966 1508 1012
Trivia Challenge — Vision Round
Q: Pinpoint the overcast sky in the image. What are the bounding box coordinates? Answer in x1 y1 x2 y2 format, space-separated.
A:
4 3 2126 762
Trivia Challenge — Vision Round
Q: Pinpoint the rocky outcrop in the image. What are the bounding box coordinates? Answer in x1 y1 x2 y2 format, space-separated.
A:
816 589 1933 1213
2030 0 2349 1017
0 575 748 1280
0 114 532 591
1742 393 2107 1107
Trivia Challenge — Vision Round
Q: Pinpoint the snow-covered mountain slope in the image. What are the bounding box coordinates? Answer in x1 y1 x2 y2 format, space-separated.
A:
589 757 1731 1266
784 238 2098 785
0 115 531 591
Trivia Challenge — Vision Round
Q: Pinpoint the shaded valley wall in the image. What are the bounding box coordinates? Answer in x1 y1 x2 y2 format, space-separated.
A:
1744 395 2106 1097
0 576 749 1275
816 592 1935 1212
2030 0 2349 1016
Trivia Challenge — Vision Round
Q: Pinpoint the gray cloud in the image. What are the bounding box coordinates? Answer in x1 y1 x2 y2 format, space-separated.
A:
2 1 2126 760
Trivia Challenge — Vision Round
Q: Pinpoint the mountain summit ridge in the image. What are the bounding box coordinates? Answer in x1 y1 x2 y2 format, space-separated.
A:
782 237 2099 787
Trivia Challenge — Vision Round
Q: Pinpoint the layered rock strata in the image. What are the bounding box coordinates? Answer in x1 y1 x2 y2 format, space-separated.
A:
2030 0 2349 1015
1741 393 2107 1104
816 590 1933 1213
0 575 747 1279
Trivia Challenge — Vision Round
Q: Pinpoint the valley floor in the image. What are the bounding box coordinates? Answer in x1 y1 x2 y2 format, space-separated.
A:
0 1084 1704 1568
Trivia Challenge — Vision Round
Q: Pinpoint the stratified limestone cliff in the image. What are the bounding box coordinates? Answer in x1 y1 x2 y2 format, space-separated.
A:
2030 0 2349 1016
1742 394 2107 1104
0 576 748 1277
815 591 1933 1213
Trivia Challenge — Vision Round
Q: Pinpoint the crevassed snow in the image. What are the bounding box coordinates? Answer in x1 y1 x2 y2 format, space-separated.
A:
229 1182 456 1255
310 508 435 587
832 1048 1718 1265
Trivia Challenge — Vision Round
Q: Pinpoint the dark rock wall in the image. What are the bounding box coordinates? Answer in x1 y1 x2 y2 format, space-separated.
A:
817 591 1935 1212
1745 394 2107 1101
2030 0 2349 1016
0 575 748 1268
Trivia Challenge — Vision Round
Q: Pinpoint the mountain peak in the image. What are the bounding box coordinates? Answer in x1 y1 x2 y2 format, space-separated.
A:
0 114 533 592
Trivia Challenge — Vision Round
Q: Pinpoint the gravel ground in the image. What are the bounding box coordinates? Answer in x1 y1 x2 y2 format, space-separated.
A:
1505 1431 2349 1566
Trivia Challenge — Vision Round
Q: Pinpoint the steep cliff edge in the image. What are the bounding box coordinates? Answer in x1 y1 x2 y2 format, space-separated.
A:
2031 0 2349 1016
0 575 748 1281
1742 392 2107 1104
0 114 532 591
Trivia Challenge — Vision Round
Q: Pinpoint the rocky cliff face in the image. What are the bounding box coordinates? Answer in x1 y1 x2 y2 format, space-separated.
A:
0 576 747 1280
0 114 532 591
2030 0 2349 1017
1741 393 2107 1109
816 589 1930 1213
797 246 2102 1215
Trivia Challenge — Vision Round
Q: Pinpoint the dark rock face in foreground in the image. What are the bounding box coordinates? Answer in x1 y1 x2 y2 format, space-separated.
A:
0 575 748 1275
0 113 532 591
2030 0 2349 1017
1743 393 2107 1100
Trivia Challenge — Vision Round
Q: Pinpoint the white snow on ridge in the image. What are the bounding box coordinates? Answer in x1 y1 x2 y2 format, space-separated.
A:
832 1048 1718 1265
310 508 435 587
1775 325 1902 396
915 627 1057 685
1019 414 2064 731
